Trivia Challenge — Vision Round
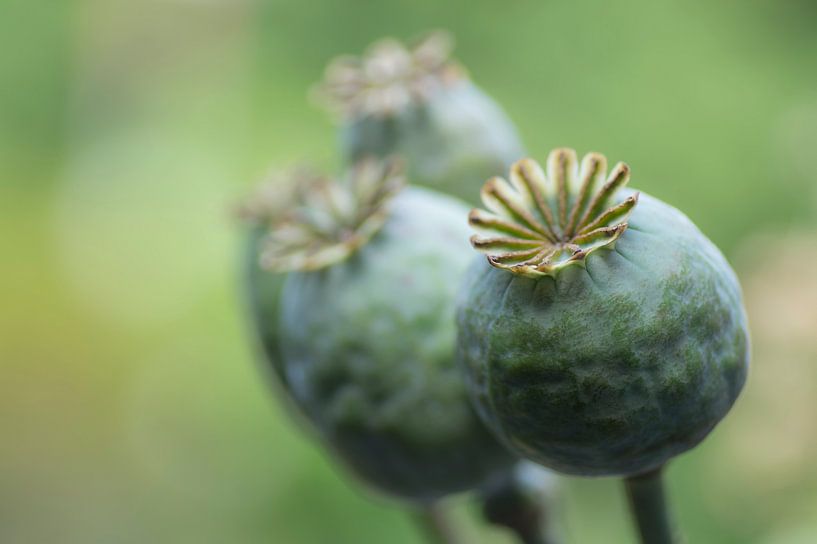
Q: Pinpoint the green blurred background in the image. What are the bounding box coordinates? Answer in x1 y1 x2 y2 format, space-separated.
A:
3 0 817 542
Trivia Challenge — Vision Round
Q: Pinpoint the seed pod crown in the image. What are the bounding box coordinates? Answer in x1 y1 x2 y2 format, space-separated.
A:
236 166 325 226
252 158 404 272
468 148 639 278
316 31 465 118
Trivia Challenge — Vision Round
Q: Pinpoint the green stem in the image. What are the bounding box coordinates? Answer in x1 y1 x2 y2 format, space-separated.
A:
483 501 557 544
480 472 560 544
412 504 460 544
508 525 556 544
623 467 678 544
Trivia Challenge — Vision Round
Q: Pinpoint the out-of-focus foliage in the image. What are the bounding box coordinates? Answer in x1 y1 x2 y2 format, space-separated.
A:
2 0 817 542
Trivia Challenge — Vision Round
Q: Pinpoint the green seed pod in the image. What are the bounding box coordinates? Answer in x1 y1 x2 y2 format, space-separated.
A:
250 159 514 502
238 168 326 389
457 148 750 477
316 31 524 204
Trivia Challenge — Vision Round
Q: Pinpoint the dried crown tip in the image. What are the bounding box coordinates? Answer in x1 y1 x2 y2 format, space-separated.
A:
251 158 405 273
468 148 638 278
315 30 465 119
235 166 325 225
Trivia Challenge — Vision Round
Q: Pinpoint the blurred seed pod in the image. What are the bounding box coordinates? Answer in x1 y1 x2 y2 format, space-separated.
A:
240 158 516 503
314 31 525 204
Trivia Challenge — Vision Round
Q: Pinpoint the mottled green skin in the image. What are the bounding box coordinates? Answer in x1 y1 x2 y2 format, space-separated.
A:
279 187 514 503
340 82 524 204
457 191 750 477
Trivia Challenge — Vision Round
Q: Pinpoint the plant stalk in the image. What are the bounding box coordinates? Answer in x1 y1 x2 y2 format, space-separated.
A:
623 466 678 544
480 470 560 544
412 504 460 544
506 524 557 544
483 501 557 544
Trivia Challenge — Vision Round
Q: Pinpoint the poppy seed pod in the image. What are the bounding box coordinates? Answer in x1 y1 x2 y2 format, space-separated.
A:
456 148 750 477
248 158 514 502
315 31 524 204
239 167 327 389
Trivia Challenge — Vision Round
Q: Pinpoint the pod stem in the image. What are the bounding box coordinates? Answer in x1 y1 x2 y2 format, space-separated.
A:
495 521 557 544
480 474 560 544
412 504 460 544
623 467 679 544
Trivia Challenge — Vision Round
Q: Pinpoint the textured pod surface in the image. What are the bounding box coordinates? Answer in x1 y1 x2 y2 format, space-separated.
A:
340 82 524 204
279 187 514 502
457 190 749 477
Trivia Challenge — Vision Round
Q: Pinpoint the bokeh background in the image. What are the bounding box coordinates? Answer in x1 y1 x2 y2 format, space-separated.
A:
3 0 817 542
